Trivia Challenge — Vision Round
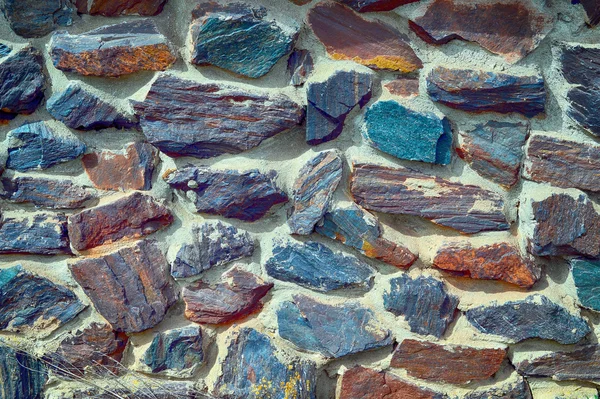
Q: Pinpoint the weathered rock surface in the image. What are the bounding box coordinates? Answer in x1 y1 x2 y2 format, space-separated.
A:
165 166 287 222
76 0 168 16
0 176 97 209
0 213 71 255
433 242 541 288
49 19 176 77
0 345 47 399
308 1 423 72
384 275 459 338
69 240 177 333
577 0 600 26
571 258 600 311
384 76 419 97
1 0 75 38
465 295 590 344
306 69 373 145
172 222 254 279
364 100 452 165
189 2 297 78
134 74 304 158
68 191 172 251
143 326 204 376
277 294 392 358
288 49 313 86
82 142 159 191
464 378 532 399
0 43 11 57
515 344 600 382
351 163 509 234
390 339 507 385
335 0 418 12
288 151 342 234
316 202 417 268
565 87 600 137
457 121 529 189
266 240 375 292
427 67 546 117
183 267 273 325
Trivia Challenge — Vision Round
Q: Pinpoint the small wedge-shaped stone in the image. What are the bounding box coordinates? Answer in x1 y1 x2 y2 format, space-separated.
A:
409 0 553 63
266 241 375 292
390 339 506 385
190 2 298 78
351 163 509 234
335 0 418 12
571 259 600 311
316 203 417 268
165 166 287 222
76 0 168 16
0 213 70 255
288 151 342 234
183 267 273 325
458 121 529 189
465 295 590 344
384 275 458 338
215 328 317 399
0 265 85 334
288 49 313 86
464 378 532 399
49 19 176 77
70 240 177 333
68 192 172 251
134 74 304 158
143 326 204 376
515 344 600 382
0 345 47 399
278 294 392 358
1 0 75 38
364 100 453 165
308 1 423 72
433 242 541 288
6 121 86 172
0 176 97 209
427 67 546 117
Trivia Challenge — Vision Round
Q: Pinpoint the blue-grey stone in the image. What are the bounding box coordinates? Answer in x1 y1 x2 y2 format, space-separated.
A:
0 213 71 255
143 326 204 376
364 100 452 165
463 377 532 399
266 241 375 292
384 274 459 338
0 176 97 209
288 49 313 86
571 258 600 312
1 0 75 38
0 43 11 57
0 344 47 399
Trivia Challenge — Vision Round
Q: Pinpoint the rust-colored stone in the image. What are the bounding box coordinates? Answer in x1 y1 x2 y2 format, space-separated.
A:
335 0 419 12
384 77 419 97
81 0 168 16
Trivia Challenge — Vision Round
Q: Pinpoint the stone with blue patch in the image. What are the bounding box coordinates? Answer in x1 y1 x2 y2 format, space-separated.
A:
1 0 75 38
0 43 11 57
0 344 47 399
571 258 600 312
143 326 204 377
0 213 71 255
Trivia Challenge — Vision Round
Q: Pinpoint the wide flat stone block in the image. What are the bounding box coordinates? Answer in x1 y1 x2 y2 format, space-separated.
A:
464 378 532 399
77 0 168 16
335 0 418 12
0 213 71 255
0 345 47 399
515 344 600 382
0 176 96 209
571 258 600 311
143 325 204 377
1 0 75 38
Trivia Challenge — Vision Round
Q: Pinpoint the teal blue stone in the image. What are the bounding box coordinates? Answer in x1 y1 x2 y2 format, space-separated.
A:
364 100 452 165
0 344 47 399
571 258 600 311
143 326 204 374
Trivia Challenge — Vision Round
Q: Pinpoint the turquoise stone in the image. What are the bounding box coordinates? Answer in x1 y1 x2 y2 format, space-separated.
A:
571 258 600 311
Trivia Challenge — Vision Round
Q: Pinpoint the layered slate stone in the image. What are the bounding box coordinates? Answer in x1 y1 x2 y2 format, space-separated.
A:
390 339 506 385
457 121 529 189
183 267 273 325
6 121 86 172
363 100 452 165
0 265 85 334
0 176 97 209
266 241 375 292
433 242 541 288
68 192 172 251
1 0 75 38
306 69 373 145
82 142 159 191
465 295 590 344
165 166 287 222
409 0 553 63
0 213 71 255
427 67 546 117
307 1 423 72
134 74 304 158
288 49 313 86
0 43 11 57
76 0 168 16
315 202 417 268
0 345 47 399
385 76 419 97
335 0 418 12
277 294 392 358
49 19 177 77
464 379 532 399
189 2 298 78
215 328 317 399
571 259 600 311
515 344 600 382
69 240 177 333
350 163 509 234
288 150 342 235
143 326 204 376
577 0 600 26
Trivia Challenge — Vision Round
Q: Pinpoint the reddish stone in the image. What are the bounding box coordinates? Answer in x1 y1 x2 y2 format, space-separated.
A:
384 77 419 97
515 344 600 382
335 0 419 12
77 0 168 16
289 0 311 4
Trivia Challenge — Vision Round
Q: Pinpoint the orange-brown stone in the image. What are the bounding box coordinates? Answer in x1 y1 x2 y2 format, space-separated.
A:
384 77 419 97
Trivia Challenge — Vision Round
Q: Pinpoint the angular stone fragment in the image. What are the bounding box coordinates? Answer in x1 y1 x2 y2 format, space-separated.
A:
308 1 423 72
464 378 532 399
68 192 172 251
0 176 97 209
0 213 70 255
433 242 541 288
6 121 86 172
77 0 168 16
190 2 298 78
165 166 287 222
427 67 546 117
143 326 204 376
577 0 600 26
266 241 375 292
1 0 75 38
316 202 417 268
566 87 600 137
515 344 600 382
351 163 509 234
134 74 304 158
306 69 373 145
0 345 47 399
0 265 85 334
465 295 590 344
390 339 506 385
384 275 458 338
385 76 419 97
0 43 11 57
278 294 392 358
69 240 177 333
335 0 418 12
288 151 342 234
364 100 453 164
288 49 313 86
215 328 316 399
82 142 159 191
183 267 273 325
49 19 176 77
571 259 600 311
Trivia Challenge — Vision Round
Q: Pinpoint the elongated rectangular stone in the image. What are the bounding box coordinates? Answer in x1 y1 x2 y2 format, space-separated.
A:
0 176 97 209
515 344 600 382
0 213 71 255
464 378 532 399
77 0 168 16
335 0 418 12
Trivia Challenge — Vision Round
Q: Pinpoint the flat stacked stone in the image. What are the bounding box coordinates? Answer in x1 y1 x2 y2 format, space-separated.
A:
515 344 600 382
0 213 71 255
76 0 168 16
0 176 97 209
1 0 75 38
